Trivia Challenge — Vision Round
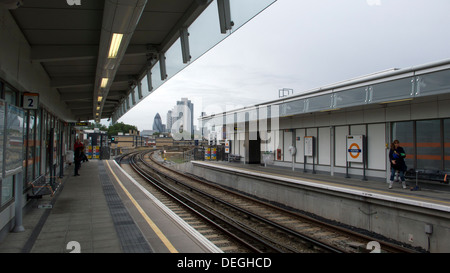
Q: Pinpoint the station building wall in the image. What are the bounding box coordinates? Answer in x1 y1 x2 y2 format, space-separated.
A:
267 93 450 180
0 9 78 240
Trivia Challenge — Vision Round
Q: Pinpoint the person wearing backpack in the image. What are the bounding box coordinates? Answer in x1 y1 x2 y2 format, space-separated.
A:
389 140 407 189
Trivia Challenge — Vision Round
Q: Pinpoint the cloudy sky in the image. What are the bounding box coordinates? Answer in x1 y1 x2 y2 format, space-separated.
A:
115 0 450 131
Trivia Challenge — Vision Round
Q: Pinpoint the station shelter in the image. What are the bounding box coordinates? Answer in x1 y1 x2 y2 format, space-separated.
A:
201 59 450 184
0 0 276 240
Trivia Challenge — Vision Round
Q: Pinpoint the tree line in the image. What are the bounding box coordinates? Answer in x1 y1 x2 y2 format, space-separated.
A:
86 122 138 138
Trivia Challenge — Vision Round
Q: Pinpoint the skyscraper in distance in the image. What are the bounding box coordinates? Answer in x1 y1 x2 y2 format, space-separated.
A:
152 113 164 133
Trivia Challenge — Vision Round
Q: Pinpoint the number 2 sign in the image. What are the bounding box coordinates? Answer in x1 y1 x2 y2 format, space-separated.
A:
23 93 39 109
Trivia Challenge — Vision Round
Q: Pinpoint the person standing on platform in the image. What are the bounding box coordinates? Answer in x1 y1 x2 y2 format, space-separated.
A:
389 140 407 189
74 138 82 176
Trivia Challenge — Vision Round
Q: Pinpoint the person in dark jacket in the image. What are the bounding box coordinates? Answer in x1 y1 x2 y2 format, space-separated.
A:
389 140 407 189
74 138 82 176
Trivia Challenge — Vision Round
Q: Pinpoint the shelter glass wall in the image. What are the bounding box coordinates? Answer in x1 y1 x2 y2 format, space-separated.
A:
1 176 13 207
445 119 450 172
0 78 22 211
4 84 17 106
416 120 441 171
393 119 449 173
25 110 36 185
392 121 414 170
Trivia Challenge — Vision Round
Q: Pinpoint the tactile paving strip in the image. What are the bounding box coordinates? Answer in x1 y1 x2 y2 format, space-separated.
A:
98 162 153 253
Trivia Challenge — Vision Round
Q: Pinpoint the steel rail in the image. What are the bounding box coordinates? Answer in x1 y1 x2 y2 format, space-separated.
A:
138 151 344 253
146 150 419 253
127 152 286 253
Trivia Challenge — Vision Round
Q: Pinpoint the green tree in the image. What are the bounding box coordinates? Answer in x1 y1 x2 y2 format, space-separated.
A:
107 122 138 138
86 122 108 132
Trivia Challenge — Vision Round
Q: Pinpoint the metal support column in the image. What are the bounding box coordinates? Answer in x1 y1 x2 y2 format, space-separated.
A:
13 172 25 232
180 28 191 64
217 0 232 33
159 52 167 81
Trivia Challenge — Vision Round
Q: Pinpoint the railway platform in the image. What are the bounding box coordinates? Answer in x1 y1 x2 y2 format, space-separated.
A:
0 160 220 253
189 161 450 208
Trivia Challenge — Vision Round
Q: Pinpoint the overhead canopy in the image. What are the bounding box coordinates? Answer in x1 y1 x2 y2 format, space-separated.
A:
8 0 276 122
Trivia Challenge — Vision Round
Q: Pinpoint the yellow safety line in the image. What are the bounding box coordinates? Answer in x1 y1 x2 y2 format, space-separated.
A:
105 160 178 253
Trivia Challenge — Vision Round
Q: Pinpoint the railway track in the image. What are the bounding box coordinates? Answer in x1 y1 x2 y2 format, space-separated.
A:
118 149 418 253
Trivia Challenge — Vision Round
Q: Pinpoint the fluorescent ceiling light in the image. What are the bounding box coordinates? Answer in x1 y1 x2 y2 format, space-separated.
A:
98 96 103 102
108 33 123 58
101 78 109 88
96 106 100 110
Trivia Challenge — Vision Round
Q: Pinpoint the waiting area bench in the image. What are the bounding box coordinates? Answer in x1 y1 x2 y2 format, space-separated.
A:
405 169 448 184
27 175 61 199
404 169 448 191
228 154 242 162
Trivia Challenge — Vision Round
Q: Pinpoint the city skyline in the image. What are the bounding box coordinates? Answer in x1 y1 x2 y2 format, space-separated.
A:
147 98 195 138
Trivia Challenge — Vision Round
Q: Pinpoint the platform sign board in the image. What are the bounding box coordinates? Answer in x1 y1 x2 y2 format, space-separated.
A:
225 140 230 154
304 136 314 157
23 93 39 110
347 135 364 163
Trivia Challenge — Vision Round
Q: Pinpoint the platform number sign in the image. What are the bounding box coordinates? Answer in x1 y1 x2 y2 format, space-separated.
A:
23 93 39 110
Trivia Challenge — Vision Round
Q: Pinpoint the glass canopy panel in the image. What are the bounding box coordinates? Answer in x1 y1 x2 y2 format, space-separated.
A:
131 87 137 105
151 60 164 93
189 1 225 61
416 69 450 97
333 86 368 108
281 99 304 117
113 0 277 123
306 94 333 112
369 77 413 103
165 38 186 79
230 0 277 32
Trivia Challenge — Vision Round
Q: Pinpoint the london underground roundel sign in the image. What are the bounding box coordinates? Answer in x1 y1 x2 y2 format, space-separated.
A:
347 135 364 163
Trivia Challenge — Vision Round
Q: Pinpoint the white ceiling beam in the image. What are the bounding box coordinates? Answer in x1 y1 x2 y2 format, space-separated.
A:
51 77 94 88
31 45 156 63
60 92 92 101
31 46 98 62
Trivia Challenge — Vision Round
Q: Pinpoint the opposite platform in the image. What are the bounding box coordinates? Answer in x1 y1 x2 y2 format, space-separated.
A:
184 160 450 252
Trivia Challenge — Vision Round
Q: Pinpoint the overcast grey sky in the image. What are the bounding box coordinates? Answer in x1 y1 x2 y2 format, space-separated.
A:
116 0 450 131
